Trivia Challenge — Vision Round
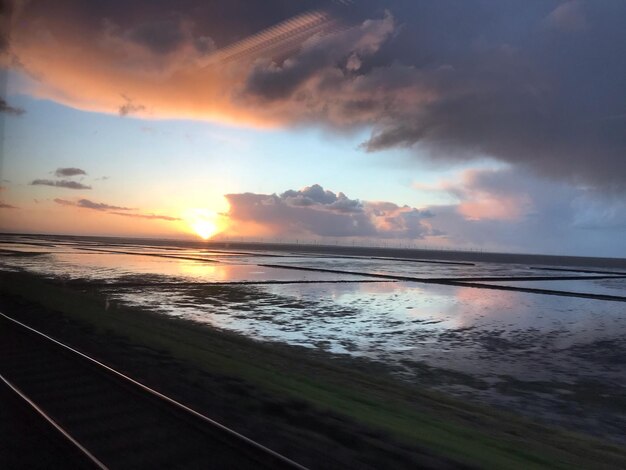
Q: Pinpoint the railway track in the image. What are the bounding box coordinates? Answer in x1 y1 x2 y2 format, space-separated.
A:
0 311 307 469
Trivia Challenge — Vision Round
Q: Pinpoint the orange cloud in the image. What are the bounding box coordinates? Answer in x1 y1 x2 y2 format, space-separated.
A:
0 204 182 238
5 5 431 134
13 30 264 126
6 5 342 128
414 169 533 222
458 194 531 221
456 169 533 221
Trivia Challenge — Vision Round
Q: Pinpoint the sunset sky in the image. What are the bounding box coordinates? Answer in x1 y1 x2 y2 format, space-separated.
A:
1 0 625 256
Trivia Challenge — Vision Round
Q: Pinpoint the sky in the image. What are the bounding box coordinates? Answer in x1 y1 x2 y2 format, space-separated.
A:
0 0 625 257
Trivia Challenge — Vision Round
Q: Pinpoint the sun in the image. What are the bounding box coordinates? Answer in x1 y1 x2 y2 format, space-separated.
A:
185 209 220 240
191 219 217 240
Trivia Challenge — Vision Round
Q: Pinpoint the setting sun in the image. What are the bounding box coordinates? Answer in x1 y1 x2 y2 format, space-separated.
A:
192 219 217 239
185 209 221 240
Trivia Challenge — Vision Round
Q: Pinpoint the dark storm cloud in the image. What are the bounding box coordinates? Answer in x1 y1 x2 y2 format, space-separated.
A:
0 98 24 115
124 18 186 55
226 184 434 239
54 167 87 177
31 179 92 190
0 0 14 53
240 1 626 188
11 0 324 50
54 198 131 211
8 1 626 188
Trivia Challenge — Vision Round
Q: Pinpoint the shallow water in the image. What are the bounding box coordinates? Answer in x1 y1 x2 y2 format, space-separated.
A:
0 251 380 283
1 234 625 441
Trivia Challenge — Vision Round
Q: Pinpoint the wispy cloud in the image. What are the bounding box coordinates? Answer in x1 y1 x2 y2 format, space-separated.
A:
54 198 179 222
0 98 25 116
0 202 18 209
54 198 132 211
32 179 92 190
118 94 146 117
110 211 181 221
55 167 87 177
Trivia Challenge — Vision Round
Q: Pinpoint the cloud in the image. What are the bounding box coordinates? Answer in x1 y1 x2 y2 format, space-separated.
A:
0 202 18 209
0 98 25 116
54 167 87 177
416 167 626 254
117 17 187 55
225 184 434 239
31 179 91 190
546 0 588 32
118 94 146 117
6 1 626 188
433 169 535 222
109 211 181 221
54 198 132 211
242 12 394 101
54 197 179 221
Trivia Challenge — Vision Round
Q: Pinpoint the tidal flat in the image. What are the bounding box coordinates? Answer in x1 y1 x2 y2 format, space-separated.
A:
1 234 626 468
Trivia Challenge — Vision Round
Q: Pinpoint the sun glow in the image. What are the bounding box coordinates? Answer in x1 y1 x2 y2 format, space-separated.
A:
185 208 221 240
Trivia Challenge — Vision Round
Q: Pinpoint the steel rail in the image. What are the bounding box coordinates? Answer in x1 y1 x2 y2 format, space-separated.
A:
0 311 308 470
0 373 109 470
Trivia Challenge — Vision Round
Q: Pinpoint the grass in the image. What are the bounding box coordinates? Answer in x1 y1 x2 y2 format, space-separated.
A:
1 269 625 469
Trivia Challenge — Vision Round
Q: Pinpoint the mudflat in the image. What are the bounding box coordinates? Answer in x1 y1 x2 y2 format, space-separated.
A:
2 269 625 469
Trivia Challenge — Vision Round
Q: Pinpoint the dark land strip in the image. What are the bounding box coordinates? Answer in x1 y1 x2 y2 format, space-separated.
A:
448 281 626 302
530 266 626 276
0 249 49 257
431 275 626 281
278 252 475 266
368 256 473 266
79 244 289 258
55 279 393 288
76 247 222 263
204 241 626 269
0 239 57 248
259 264 626 302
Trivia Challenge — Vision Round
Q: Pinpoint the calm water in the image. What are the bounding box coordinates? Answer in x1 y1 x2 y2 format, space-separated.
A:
1 235 625 441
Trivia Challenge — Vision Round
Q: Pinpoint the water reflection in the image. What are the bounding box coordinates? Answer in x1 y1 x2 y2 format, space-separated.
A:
0 251 378 283
105 277 626 384
3 235 626 441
